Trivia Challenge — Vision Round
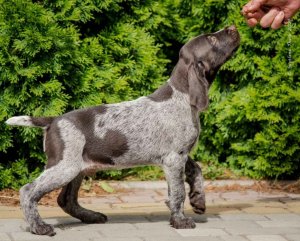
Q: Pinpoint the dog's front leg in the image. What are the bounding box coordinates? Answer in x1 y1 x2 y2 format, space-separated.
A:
185 156 206 214
163 152 196 229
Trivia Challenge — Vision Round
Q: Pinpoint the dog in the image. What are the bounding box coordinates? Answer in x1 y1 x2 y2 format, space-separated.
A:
6 25 240 236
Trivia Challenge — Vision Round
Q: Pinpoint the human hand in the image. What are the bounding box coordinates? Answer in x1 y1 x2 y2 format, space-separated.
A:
242 0 300 29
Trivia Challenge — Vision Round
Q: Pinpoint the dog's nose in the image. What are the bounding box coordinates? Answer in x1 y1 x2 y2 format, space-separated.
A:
227 25 237 31
226 25 239 41
226 25 237 35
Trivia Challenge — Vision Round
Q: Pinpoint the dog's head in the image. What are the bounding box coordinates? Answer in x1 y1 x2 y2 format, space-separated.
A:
171 25 240 111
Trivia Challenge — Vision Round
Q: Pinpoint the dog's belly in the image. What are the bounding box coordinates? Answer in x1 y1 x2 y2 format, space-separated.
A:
82 160 155 175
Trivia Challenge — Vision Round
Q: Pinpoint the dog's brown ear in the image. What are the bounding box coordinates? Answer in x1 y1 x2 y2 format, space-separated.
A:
188 63 209 111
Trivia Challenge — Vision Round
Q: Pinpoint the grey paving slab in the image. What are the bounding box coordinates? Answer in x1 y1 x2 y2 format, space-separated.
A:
195 220 262 229
256 220 300 228
266 213 300 221
285 234 300 241
142 212 170 222
0 233 11 241
126 222 181 238
221 191 259 201
1 180 300 241
11 231 53 241
43 217 80 226
90 239 143 241
51 230 103 241
193 214 222 222
246 234 288 241
96 222 180 239
175 228 228 237
119 195 157 203
108 214 149 223
219 213 268 221
220 235 248 241
66 222 136 233
12 230 103 241
225 226 300 236
0 219 25 232
145 237 223 241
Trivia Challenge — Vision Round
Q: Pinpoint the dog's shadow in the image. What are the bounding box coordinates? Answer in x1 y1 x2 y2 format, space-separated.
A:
33 195 299 231
50 212 212 231
46 202 253 230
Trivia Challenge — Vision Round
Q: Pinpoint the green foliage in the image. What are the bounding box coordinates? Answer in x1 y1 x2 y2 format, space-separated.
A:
97 166 165 181
189 0 300 179
0 0 178 189
0 159 41 190
201 161 227 180
1 0 299 189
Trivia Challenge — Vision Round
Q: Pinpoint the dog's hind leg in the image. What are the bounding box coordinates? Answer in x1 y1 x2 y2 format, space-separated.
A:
185 157 206 214
20 161 81 236
163 152 196 229
20 119 86 236
57 174 107 223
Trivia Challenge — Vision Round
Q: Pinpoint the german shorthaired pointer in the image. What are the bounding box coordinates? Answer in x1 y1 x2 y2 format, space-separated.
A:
6 25 240 236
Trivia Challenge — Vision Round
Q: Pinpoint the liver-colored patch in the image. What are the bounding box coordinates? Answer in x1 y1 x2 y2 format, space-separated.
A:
31 117 55 127
61 105 128 165
45 123 65 169
67 105 107 131
148 83 173 102
83 129 129 164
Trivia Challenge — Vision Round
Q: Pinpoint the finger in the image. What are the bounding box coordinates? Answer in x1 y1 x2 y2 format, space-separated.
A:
283 7 300 20
271 11 285 29
243 0 266 13
260 8 280 28
247 18 258 27
246 10 265 20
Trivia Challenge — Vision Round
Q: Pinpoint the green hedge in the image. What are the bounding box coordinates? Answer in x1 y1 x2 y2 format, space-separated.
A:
187 0 300 179
0 0 182 189
0 0 299 189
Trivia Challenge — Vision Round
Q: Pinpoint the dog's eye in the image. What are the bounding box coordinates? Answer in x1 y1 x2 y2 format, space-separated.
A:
197 60 205 68
207 36 218 46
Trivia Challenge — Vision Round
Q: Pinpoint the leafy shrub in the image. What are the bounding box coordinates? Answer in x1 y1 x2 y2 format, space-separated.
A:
0 0 180 188
1 0 299 189
188 0 300 179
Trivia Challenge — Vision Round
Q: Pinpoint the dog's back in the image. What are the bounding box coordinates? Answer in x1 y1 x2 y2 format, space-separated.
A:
7 82 199 171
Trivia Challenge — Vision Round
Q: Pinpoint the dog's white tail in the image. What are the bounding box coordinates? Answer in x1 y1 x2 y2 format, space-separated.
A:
6 116 54 128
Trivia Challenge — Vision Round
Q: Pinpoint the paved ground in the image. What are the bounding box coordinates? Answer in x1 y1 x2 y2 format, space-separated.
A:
0 180 300 241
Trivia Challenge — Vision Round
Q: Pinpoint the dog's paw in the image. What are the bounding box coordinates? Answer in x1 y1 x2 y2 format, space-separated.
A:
189 192 206 214
81 212 108 224
31 223 56 236
170 216 196 229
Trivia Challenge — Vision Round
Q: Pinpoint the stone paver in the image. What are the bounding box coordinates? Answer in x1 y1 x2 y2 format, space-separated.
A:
285 234 300 241
221 235 249 241
247 235 288 241
0 233 11 241
256 220 300 228
175 228 228 237
0 180 300 241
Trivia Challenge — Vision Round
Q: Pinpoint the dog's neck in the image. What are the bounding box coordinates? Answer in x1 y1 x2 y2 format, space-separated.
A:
147 79 199 117
169 61 189 94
